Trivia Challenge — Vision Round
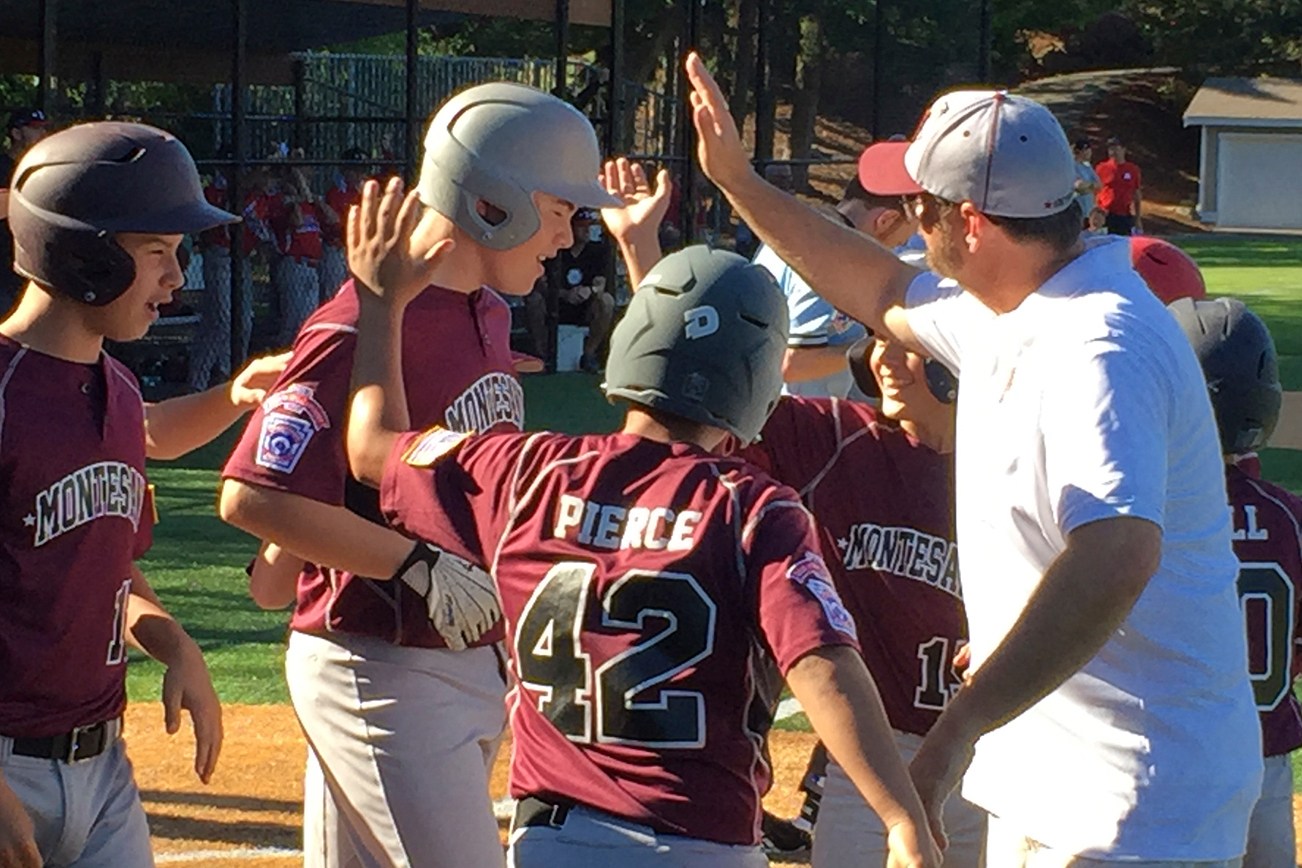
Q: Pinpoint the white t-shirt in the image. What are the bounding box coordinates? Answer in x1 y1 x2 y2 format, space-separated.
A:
905 236 1262 859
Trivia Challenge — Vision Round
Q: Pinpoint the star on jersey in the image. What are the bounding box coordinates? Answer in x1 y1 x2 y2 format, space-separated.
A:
23 514 35 527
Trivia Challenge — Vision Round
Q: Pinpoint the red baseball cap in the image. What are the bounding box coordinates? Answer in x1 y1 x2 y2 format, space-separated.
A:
857 142 924 196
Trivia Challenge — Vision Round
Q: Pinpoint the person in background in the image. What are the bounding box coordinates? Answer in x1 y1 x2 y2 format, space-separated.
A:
318 146 369 299
271 167 323 345
1084 207 1108 236
755 143 918 399
546 207 615 373
1096 136 1143 236
1072 139 1101 227
0 109 51 315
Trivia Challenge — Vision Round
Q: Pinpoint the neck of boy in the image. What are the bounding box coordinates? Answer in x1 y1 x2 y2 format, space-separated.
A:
621 407 726 452
0 285 104 363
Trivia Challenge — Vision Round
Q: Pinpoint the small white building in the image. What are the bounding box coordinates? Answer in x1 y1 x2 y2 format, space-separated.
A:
1183 77 1302 232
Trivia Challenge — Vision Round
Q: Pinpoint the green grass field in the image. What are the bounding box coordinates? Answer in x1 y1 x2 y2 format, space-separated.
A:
130 236 1302 792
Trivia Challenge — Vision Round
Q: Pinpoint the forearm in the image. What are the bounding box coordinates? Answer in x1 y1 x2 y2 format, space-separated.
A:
783 345 851 384
718 171 916 334
788 645 929 831
126 565 198 667
247 541 301 610
219 480 411 578
615 229 663 290
347 295 409 487
144 387 246 460
937 517 1159 741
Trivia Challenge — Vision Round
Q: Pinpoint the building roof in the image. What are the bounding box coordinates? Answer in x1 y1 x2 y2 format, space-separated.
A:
1184 77 1302 129
0 0 610 85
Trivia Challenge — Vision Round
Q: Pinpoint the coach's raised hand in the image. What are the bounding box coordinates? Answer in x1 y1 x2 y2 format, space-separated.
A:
347 176 455 308
685 52 758 192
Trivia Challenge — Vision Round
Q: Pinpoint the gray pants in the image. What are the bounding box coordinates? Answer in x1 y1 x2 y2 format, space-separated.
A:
189 247 253 391
508 804 768 868
0 734 153 867
276 257 322 347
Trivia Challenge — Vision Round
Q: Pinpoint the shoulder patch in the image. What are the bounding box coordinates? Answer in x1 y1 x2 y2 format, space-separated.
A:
788 550 857 638
257 412 318 473
263 383 331 429
403 426 473 467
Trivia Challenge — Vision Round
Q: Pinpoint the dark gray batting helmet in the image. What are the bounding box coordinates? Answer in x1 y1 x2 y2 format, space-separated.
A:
603 245 789 444
416 82 620 251
1168 296 1282 454
8 121 238 305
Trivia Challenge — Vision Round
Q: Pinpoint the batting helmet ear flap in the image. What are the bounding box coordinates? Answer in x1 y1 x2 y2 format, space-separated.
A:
924 358 958 404
846 336 880 399
418 140 542 251
9 194 135 305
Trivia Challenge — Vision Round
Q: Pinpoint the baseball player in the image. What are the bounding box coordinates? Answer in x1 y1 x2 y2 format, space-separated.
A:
0 121 232 868
606 177 983 867
1168 296 1300 868
301 177 942 867
219 81 623 867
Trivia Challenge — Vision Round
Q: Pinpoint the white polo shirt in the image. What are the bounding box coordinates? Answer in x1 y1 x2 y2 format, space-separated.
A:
905 236 1262 859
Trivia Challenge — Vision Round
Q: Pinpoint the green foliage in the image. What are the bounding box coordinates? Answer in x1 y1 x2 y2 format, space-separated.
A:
1123 0 1302 72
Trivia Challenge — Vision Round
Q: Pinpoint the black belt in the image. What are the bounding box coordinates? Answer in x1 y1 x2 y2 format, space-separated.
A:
9 718 122 764
513 796 573 831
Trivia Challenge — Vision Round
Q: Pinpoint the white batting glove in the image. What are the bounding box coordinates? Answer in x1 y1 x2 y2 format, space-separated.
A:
393 542 500 651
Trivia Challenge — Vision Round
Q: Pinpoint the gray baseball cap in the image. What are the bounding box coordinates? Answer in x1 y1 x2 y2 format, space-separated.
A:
902 89 1077 218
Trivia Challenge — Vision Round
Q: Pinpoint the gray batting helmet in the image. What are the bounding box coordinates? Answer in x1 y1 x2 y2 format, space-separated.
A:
416 82 620 251
1168 296 1282 454
8 121 238 306
603 245 789 444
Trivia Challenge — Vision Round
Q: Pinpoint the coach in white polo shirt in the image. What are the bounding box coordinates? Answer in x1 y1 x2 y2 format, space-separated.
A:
685 54 1262 865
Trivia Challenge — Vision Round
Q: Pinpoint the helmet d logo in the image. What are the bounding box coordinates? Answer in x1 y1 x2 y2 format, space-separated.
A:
683 306 719 340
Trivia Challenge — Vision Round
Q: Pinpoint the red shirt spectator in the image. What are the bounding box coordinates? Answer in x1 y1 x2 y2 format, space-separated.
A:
1098 141 1140 216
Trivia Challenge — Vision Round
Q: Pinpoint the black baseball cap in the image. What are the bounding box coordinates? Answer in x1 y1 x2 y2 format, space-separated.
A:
8 108 47 130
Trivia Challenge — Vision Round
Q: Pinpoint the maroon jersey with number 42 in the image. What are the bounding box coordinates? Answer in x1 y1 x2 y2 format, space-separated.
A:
0 338 153 738
1225 460 1302 757
380 429 859 845
222 280 523 647
740 397 964 737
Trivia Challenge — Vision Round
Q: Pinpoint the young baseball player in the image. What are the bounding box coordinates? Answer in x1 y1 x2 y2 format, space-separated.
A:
607 172 983 867
0 121 232 868
1168 296 1300 868
293 177 942 868
218 82 624 867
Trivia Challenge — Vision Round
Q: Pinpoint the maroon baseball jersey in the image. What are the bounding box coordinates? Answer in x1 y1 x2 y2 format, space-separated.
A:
1225 460 1302 757
740 397 964 737
222 280 522 647
380 429 859 845
0 337 153 738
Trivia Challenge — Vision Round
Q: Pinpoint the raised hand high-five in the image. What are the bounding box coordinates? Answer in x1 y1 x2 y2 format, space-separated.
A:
684 52 757 191
347 177 455 309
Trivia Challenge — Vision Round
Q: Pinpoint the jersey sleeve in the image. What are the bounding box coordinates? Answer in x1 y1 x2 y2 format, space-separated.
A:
902 271 981 375
1041 336 1170 535
221 326 355 506
379 429 523 565
746 487 860 673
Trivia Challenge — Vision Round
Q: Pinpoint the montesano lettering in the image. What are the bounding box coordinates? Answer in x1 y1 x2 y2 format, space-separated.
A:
841 522 961 599
444 373 525 433
33 461 146 547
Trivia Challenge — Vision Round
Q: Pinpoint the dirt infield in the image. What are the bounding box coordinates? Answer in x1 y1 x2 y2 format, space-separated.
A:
130 704 1297 866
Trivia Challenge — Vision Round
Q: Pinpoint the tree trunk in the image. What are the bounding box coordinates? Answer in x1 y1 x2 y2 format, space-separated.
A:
730 0 758 129
789 10 825 191
621 2 684 156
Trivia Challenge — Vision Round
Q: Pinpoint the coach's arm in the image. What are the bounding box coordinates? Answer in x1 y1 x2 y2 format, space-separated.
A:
908 516 1161 826
685 53 923 351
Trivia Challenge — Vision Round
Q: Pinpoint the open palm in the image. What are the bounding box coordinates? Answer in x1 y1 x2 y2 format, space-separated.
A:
600 157 673 241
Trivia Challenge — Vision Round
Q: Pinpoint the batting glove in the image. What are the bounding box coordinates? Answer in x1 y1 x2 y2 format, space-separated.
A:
392 542 500 651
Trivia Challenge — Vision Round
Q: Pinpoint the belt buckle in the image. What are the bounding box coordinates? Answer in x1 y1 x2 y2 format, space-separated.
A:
65 722 101 764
